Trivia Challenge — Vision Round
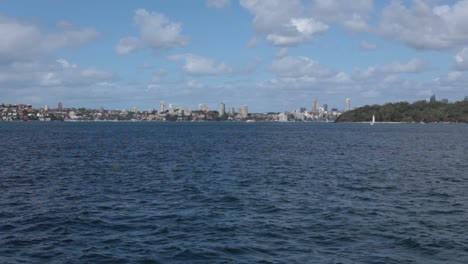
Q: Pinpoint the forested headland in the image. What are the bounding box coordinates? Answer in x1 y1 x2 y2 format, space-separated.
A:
335 100 468 123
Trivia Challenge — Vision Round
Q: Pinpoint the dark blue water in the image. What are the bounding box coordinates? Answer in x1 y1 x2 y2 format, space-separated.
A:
1 122 468 263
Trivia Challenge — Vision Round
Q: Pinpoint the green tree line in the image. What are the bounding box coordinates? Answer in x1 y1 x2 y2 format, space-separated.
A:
336 100 468 123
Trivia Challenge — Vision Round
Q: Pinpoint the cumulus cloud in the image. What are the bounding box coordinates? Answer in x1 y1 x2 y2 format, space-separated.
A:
270 56 336 79
275 48 289 57
115 9 188 55
240 0 328 47
360 40 378 50
379 0 468 50
0 59 113 88
454 47 468 70
353 59 428 79
0 16 99 62
0 58 117 106
255 55 443 109
168 53 232 75
311 0 373 32
206 0 230 8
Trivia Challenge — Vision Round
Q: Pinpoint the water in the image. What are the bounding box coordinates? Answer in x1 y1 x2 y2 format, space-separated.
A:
1 122 468 263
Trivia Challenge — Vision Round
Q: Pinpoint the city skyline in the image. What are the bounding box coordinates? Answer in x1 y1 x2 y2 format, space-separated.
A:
2 1 468 112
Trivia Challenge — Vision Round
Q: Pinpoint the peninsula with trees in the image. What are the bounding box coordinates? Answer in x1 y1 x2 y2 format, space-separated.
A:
336 100 468 123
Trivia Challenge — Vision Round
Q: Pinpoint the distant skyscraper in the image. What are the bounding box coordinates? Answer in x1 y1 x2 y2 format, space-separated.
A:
313 100 318 113
218 103 226 116
323 104 328 112
168 104 174 114
44 105 49 111
238 105 248 118
430 94 436 102
199 104 208 112
159 101 166 113
228 107 235 116
57 102 63 110
346 98 351 111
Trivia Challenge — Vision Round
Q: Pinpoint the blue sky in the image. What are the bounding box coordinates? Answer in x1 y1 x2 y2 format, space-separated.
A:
1 0 468 112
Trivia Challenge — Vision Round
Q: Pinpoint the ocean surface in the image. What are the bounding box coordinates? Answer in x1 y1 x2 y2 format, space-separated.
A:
1 122 468 263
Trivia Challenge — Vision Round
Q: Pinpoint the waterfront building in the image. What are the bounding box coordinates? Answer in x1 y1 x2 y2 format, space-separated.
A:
278 112 288 122
238 105 248 118
323 104 328 112
218 103 226 116
228 107 235 116
168 104 174 114
159 101 166 113
57 102 63 111
131 107 137 113
199 104 208 112
44 105 49 111
313 100 318 113
346 98 351 111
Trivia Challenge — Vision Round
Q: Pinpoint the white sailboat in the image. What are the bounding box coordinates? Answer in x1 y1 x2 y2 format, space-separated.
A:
371 114 375 125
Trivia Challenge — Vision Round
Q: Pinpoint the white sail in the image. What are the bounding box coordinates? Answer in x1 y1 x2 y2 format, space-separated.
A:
371 115 375 125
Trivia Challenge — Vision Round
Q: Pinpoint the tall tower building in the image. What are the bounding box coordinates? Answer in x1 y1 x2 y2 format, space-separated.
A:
238 105 248 118
346 98 351 111
228 107 235 116
323 104 328 112
430 94 436 102
313 100 318 113
218 102 226 116
168 104 174 114
57 102 63 111
159 101 166 113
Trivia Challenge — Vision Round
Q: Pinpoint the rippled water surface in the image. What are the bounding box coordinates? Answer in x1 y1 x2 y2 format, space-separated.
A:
1 122 468 263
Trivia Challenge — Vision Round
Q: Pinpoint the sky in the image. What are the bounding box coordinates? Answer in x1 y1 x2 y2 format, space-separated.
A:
1 0 468 112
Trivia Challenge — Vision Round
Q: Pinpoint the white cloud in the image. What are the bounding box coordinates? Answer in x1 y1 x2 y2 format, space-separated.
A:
169 53 232 75
240 0 328 47
454 47 468 70
0 58 117 106
360 40 378 50
270 56 335 79
311 0 373 32
187 80 206 88
343 13 370 32
275 47 289 57
0 16 99 62
0 59 113 88
380 0 468 50
354 59 428 78
206 0 230 8
115 9 188 54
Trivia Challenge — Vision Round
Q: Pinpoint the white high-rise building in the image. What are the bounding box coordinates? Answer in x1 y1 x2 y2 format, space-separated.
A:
168 104 174 114
346 98 351 111
218 103 226 116
228 107 235 116
159 101 166 113
238 105 248 118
